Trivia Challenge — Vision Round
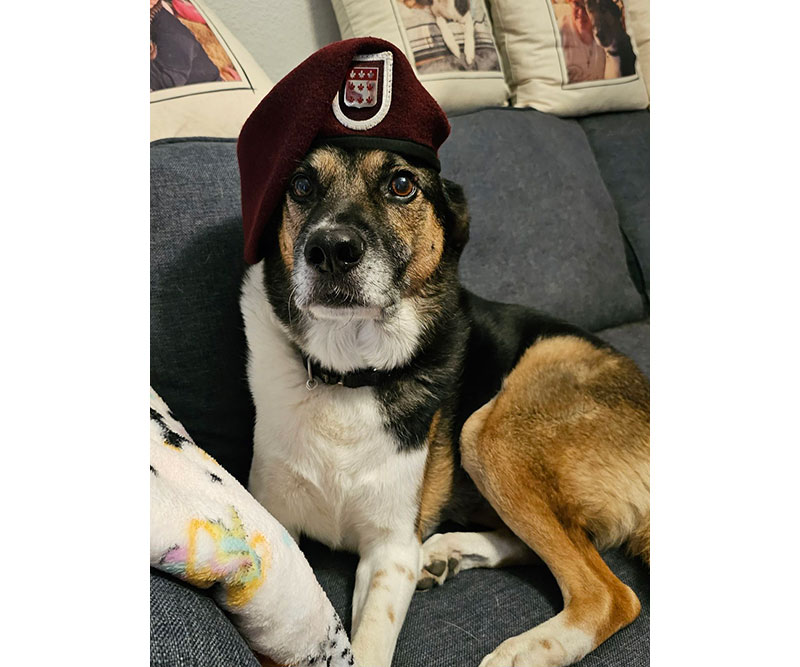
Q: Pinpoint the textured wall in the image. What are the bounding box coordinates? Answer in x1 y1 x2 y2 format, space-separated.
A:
204 0 341 83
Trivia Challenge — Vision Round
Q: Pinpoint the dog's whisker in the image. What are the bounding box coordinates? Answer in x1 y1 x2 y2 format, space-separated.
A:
287 285 300 326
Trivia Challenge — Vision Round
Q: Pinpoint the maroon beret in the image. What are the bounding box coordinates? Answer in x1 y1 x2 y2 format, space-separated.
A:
237 37 451 265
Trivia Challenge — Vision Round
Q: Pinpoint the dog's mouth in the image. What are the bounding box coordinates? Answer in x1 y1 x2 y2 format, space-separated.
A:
293 250 398 315
303 276 370 307
293 277 393 320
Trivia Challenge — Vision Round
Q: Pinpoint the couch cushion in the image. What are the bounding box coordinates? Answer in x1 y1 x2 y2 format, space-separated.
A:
596 319 650 377
151 571 260 666
303 538 649 667
580 111 650 296
151 137 254 485
440 108 645 331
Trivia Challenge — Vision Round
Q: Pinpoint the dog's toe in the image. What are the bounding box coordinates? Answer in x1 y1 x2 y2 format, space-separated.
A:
426 559 447 577
416 576 435 591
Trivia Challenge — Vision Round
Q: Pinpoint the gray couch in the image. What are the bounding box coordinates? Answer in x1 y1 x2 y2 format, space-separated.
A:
150 106 650 666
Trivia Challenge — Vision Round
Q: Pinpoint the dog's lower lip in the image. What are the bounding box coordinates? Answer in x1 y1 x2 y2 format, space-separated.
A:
307 305 383 320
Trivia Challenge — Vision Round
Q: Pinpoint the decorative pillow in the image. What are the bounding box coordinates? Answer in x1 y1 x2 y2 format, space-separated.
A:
489 0 649 116
626 0 649 94
150 0 273 141
331 0 509 114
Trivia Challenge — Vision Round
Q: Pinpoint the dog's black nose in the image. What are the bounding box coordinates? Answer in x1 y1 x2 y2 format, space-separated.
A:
304 227 365 274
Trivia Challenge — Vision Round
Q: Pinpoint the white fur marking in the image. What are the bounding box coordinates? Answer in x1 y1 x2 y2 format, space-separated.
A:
302 297 423 373
478 615 595 667
242 263 427 551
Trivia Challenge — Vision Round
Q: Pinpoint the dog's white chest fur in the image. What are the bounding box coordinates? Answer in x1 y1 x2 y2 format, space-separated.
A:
241 264 426 551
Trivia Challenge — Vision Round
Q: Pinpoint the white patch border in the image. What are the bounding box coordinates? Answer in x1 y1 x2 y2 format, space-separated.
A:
332 52 393 131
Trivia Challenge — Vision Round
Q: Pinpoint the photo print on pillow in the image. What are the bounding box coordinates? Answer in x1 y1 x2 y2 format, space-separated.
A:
551 0 637 85
332 0 509 114
150 0 273 141
395 0 501 74
491 0 648 116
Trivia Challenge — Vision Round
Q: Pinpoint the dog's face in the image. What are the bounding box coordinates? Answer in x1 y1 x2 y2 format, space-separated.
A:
269 145 468 315
259 144 469 371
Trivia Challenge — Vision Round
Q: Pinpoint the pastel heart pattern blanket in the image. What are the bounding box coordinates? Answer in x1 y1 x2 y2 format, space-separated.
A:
150 388 356 667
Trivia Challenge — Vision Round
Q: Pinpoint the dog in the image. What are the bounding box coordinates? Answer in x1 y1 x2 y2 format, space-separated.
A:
240 142 650 666
403 0 476 65
585 0 637 78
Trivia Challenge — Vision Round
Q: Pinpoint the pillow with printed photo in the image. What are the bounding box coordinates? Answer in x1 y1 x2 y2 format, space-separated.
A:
150 0 273 141
331 0 509 114
490 0 649 116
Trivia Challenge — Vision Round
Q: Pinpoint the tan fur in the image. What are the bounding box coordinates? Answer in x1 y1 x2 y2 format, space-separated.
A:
359 151 444 293
404 211 444 293
278 147 446 295
309 149 342 187
460 335 649 655
393 563 412 577
415 410 455 540
278 201 298 271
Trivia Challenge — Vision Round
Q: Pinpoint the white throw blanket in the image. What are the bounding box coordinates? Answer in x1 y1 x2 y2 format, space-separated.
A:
150 388 356 667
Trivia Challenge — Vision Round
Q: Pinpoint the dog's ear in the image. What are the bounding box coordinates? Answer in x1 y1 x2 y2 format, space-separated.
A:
441 178 470 252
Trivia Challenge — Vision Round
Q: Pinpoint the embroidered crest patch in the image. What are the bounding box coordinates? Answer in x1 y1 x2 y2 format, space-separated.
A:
332 51 393 131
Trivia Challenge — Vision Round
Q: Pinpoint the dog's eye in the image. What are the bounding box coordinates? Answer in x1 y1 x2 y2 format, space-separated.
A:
389 172 416 199
290 174 314 200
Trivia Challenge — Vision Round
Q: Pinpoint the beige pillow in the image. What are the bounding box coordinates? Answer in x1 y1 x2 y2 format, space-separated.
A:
150 0 272 141
626 0 649 94
490 0 649 116
331 0 509 114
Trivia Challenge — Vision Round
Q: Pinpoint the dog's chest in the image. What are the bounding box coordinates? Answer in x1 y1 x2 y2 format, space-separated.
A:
241 266 426 551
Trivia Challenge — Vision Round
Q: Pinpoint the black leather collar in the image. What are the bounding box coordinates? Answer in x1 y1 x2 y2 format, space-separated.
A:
302 354 399 389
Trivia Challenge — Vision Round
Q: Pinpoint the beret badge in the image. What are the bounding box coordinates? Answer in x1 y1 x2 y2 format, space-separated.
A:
333 52 393 131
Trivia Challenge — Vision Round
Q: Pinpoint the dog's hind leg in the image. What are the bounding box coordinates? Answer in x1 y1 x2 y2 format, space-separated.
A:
465 469 641 666
460 337 648 666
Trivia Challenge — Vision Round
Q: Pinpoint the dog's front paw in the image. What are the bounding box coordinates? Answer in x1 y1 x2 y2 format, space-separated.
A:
417 533 462 590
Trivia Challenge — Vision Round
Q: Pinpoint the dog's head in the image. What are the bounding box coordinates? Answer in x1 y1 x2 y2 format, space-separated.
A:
260 144 469 371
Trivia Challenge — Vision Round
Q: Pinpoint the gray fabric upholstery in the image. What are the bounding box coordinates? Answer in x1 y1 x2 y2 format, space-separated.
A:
596 320 650 377
440 108 645 331
579 111 650 296
302 538 649 667
151 571 259 666
151 138 253 485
